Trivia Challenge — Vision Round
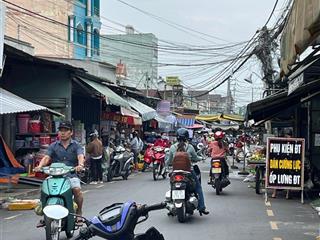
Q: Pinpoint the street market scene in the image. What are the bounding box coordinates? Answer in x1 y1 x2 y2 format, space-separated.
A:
0 0 320 240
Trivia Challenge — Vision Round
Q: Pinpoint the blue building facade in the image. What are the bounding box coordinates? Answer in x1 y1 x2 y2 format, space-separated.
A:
69 0 101 59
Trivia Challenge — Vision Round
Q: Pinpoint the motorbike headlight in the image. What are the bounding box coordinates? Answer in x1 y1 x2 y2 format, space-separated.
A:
49 168 64 176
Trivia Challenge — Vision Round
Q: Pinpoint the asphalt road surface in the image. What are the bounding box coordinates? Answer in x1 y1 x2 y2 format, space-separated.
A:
0 160 318 240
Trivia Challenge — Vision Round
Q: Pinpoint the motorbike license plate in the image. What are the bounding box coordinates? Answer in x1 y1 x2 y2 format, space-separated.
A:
212 168 222 174
172 190 185 200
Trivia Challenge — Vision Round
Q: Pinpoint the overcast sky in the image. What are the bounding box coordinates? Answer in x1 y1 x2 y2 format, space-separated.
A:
101 0 287 107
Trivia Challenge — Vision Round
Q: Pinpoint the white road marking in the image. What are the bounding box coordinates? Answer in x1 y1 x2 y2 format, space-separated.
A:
82 190 91 194
95 185 104 189
267 209 274 217
273 238 282 240
265 201 271 207
4 214 22 220
270 221 279 230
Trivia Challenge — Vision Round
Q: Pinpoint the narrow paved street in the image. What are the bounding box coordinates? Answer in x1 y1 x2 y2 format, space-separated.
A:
0 161 318 240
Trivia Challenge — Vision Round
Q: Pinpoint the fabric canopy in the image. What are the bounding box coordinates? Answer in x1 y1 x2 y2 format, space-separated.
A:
196 114 220 122
120 106 140 118
186 124 204 129
0 88 63 116
80 78 130 108
196 114 244 122
211 122 240 131
126 97 157 121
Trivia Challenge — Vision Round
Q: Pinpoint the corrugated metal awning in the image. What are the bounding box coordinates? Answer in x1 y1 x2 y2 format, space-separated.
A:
0 88 64 116
126 97 157 121
79 78 130 108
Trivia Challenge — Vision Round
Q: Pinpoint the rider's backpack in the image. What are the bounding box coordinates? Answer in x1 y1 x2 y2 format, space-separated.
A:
172 144 191 172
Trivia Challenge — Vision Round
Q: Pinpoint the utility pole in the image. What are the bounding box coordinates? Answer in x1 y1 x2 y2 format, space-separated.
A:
254 21 286 96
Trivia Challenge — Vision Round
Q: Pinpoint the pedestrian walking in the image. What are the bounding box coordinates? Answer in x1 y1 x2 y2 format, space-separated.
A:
86 130 104 184
130 131 141 170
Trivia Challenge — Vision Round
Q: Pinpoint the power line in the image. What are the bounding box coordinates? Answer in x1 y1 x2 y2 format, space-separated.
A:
113 0 234 44
6 6 251 69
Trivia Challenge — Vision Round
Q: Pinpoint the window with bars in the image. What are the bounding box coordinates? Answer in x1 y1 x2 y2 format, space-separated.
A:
76 24 86 45
93 29 100 55
93 0 100 16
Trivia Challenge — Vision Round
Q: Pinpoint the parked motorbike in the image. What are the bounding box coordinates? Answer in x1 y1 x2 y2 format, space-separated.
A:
165 166 201 223
209 159 230 195
37 163 77 240
71 201 167 240
102 144 114 182
107 146 133 182
152 146 169 181
196 143 208 162
142 144 154 172
235 144 251 162
227 141 236 158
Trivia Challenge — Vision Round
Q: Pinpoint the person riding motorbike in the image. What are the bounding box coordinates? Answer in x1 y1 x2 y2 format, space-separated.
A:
167 128 209 216
34 121 85 226
208 131 230 183
154 132 170 148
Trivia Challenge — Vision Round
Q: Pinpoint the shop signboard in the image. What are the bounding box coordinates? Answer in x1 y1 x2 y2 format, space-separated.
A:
265 137 305 203
101 112 141 125
166 76 180 86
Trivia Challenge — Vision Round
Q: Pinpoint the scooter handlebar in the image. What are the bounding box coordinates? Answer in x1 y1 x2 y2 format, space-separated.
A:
143 202 167 214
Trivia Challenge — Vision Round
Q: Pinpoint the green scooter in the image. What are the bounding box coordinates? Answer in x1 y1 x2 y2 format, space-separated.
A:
37 163 77 240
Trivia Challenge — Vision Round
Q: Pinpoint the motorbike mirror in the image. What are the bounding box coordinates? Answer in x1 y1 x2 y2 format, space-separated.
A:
43 205 69 220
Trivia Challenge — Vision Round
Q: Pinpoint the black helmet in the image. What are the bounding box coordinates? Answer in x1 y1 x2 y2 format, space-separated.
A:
176 128 189 142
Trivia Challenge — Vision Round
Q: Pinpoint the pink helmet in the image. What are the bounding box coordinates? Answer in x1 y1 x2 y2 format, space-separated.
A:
214 131 225 140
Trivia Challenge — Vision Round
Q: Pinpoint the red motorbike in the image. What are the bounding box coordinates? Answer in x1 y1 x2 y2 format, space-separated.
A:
152 146 168 181
142 144 154 172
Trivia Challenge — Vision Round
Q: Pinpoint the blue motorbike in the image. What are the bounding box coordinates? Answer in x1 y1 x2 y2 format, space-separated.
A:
72 201 166 240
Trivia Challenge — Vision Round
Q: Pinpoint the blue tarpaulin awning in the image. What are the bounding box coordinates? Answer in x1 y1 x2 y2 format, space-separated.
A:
177 117 195 127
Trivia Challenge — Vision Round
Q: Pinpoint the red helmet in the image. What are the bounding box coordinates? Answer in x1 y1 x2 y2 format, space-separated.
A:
214 131 225 140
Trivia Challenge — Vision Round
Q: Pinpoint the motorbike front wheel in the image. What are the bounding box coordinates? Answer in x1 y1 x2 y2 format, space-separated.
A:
65 230 74 239
176 202 187 223
162 166 167 179
141 162 148 172
45 216 60 240
107 168 115 182
153 163 159 181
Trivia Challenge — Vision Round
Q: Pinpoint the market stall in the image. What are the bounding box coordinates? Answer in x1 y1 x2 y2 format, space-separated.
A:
0 87 64 182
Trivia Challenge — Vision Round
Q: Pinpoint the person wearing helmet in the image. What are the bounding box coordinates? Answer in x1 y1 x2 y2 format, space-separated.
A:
167 128 209 216
209 131 230 182
87 130 104 184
